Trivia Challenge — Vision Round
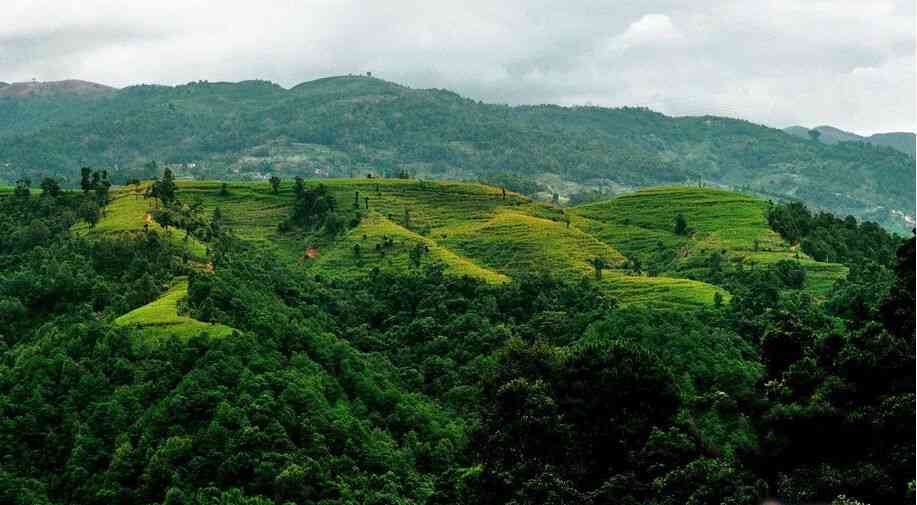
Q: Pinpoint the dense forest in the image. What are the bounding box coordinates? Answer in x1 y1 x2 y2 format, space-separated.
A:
0 179 912 505
0 76 913 232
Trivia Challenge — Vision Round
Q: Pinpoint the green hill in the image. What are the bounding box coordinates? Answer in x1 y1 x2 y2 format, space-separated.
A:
1 75 913 232
570 186 847 296
77 180 852 313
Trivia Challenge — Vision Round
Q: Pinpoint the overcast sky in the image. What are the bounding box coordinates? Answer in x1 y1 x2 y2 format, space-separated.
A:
2 0 914 134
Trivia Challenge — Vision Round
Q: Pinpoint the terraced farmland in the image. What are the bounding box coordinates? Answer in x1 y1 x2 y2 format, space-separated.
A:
569 186 848 295
114 277 235 342
81 180 849 327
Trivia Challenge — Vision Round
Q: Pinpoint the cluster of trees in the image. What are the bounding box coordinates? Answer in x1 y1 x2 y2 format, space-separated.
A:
277 178 363 235
73 167 114 228
0 179 913 504
767 201 902 265
480 174 546 197
141 169 216 243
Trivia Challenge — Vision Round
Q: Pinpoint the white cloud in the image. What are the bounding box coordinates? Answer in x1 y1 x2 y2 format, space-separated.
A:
606 14 683 52
0 0 913 134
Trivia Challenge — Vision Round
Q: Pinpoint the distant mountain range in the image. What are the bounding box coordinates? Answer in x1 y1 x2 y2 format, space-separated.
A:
1 76 913 232
0 79 116 98
784 125 915 158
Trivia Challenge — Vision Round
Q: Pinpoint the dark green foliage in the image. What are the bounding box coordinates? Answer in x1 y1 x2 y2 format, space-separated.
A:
409 242 425 267
474 338 763 504
269 175 280 194
13 178 30 199
481 173 545 196
146 168 178 206
589 257 606 279
881 236 915 340
674 212 688 235
771 259 806 289
78 198 101 228
767 201 902 266
0 194 185 341
152 199 206 240
720 238 916 504
0 180 912 505
285 182 337 231
567 189 608 206
39 177 61 197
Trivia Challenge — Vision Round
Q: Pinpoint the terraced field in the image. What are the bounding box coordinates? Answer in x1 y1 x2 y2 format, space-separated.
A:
569 187 847 296
114 277 235 342
81 180 850 329
313 213 511 284
71 187 210 259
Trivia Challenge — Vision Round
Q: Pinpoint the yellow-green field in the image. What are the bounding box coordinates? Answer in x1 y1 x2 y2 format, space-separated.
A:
569 186 847 296
71 187 209 259
82 180 847 322
114 277 235 341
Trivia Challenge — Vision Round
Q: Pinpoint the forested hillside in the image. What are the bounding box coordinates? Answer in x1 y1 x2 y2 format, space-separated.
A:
1 75 913 232
0 176 912 504
785 125 916 158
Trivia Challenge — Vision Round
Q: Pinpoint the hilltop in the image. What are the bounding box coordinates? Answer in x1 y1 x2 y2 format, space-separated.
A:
0 75 913 233
0 79 116 98
784 124 916 158
73 179 848 324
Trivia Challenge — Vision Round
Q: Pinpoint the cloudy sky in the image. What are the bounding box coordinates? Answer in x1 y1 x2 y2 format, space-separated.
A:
2 0 914 134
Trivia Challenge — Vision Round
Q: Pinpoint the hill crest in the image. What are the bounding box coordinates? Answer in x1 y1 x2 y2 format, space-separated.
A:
784 124 915 158
0 79 117 98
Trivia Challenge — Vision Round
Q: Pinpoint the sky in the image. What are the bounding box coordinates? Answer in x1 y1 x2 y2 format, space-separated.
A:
1 0 914 134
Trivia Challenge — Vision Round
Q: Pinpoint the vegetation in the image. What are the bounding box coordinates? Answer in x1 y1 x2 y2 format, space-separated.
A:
767 200 902 266
0 76 913 232
570 186 849 297
0 176 912 504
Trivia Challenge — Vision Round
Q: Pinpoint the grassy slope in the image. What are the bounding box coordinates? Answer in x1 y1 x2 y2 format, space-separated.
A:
570 186 847 296
114 277 234 341
71 186 209 259
314 212 511 284
83 180 848 314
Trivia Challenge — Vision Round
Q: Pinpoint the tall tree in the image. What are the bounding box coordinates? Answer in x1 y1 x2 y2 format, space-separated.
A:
79 199 100 228
13 178 31 199
674 212 688 236
39 177 61 198
80 167 93 193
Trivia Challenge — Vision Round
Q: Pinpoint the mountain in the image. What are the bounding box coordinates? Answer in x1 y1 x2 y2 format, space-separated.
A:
0 78 116 98
1 75 913 232
785 124 916 158
869 131 917 158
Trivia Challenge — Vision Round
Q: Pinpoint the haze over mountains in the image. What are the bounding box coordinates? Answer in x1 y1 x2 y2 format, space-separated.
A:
784 125 916 158
0 79 116 98
1 75 913 232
